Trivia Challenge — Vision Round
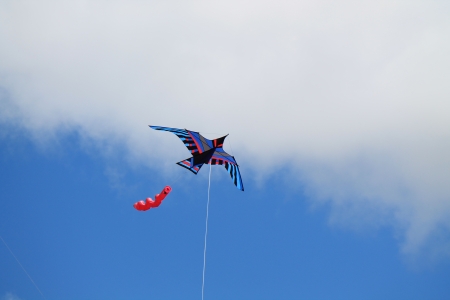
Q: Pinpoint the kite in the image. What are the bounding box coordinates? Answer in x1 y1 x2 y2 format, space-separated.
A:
150 125 244 191
134 186 172 211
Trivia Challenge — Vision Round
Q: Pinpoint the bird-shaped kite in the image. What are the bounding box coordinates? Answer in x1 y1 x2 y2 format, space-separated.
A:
150 126 244 191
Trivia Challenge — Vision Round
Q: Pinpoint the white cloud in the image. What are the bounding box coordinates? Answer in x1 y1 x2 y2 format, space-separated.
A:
2 292 21 300
1 0 450 259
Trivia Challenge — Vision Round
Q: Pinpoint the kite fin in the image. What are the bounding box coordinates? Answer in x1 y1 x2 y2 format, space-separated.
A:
176 158 203 174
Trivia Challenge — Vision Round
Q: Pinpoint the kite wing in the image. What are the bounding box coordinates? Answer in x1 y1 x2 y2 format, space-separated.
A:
150 125 214 174
149 125 203 155
209 148 244 191
150 125 229 155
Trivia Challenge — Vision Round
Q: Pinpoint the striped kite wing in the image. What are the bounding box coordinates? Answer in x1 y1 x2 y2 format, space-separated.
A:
149 125 202 155
209 148 244 191
225 163 244 191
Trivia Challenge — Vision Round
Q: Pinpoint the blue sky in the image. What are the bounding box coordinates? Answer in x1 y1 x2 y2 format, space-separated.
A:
1 1 450 299
1 131 450 300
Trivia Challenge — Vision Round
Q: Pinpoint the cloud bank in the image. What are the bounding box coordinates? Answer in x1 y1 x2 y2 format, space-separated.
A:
1 0 450 259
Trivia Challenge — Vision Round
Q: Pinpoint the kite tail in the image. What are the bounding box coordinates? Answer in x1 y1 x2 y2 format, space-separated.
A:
133 186 172 211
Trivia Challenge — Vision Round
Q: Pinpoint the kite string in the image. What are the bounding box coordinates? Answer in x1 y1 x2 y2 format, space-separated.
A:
202 163 212 300
0 235 46 300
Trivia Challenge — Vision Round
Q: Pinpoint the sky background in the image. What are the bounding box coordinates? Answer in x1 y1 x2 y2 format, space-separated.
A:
1 1 450 299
